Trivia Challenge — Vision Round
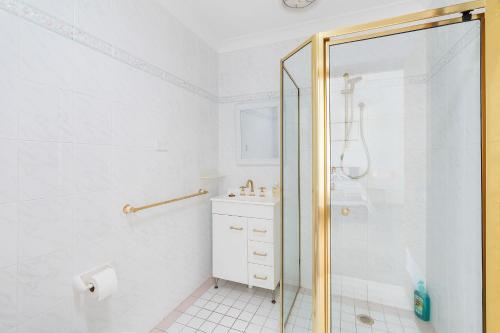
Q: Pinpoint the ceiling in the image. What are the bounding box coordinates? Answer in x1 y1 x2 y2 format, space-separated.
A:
155 0 435 52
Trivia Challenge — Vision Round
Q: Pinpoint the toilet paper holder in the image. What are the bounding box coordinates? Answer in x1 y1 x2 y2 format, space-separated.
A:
73 263 113 295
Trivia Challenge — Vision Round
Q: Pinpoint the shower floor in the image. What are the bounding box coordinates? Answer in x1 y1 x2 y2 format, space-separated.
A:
331 294 435 333
331 275 435 333
284 288 313 332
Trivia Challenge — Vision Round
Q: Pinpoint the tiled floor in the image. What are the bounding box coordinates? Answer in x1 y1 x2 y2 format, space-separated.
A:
331 295 435 333
284 289 312 333
152 279 432 333
152 279 282 333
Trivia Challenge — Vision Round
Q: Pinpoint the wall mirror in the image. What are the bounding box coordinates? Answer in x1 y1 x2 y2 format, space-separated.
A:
236 101 280 165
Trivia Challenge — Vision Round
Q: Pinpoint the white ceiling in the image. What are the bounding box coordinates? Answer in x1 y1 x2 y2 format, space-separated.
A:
155 0 435 52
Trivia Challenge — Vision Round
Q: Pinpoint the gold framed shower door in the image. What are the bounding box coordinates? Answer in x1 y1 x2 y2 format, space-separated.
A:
280 0 500 332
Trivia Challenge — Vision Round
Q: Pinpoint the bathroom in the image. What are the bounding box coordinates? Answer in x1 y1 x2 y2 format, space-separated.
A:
0 1 499 333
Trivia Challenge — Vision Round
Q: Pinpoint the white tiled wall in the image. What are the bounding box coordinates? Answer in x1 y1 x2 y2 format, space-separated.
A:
426 21 482 333
217 38 301 193
0 1 218 332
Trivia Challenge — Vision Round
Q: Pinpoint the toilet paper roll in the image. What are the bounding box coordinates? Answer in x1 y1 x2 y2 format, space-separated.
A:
89 267 117 301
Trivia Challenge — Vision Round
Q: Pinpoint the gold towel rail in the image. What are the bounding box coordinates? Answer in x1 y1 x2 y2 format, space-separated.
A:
122 189 208 214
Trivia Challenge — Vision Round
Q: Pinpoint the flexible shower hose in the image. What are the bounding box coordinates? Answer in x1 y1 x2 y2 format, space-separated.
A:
340 103 370 179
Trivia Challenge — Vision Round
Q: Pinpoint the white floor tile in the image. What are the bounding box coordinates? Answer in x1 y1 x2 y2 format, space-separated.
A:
185 305 201 316
200 321 217 333
244 303 259 314
233 300 248 310
220 315 237 328
233 319 249 331
238 311 254 322
264 317 278 329
223 298 237 307
187 316 204 330
198 309 213 320
181 327 196 333
208 312 224 324
245 323 262 333
212 295 225 303
227 307 242 318
205 301 219 311
216 304 231 315
212 325 230 333
177 313 194 325
251 315 266 326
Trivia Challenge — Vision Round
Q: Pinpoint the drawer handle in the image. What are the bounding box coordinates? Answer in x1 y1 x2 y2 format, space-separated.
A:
253 228 267 234
230 226 243 231
253 274 268 281
253 251 268 257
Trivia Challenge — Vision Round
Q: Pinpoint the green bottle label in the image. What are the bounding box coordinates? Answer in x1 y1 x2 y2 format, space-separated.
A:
415 295 424 315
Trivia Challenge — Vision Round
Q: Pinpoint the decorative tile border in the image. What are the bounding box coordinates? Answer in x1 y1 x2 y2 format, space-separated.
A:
0 0 480 106
429 22 480 80
220 24 479 104
0 0 218 102
219 91 280 104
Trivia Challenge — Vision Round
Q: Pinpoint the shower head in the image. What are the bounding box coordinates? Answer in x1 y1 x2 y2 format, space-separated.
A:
342 73 362 90
348 76 362 86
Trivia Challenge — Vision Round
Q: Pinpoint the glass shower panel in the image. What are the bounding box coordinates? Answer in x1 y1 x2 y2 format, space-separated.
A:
282 42 313 332
329 21 482 333
282 67 300 324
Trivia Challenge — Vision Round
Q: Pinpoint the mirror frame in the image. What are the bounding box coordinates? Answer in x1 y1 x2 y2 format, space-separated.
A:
235 101 280 165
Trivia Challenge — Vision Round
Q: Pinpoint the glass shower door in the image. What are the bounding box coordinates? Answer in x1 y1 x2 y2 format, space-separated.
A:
328 20 483 333
282 67 300 325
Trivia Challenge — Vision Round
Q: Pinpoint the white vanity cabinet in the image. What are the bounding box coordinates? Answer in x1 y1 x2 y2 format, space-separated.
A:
211 196 280 292
212 214 248 284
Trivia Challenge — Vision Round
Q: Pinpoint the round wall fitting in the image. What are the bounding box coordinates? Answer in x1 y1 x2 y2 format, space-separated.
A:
340 207 351 216
282 0 317 9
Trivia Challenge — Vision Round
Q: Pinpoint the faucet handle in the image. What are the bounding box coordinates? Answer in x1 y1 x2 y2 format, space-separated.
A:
239 186 246 196
258 187 267 197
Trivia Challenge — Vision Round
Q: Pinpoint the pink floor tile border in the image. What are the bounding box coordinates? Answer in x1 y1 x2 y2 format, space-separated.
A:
151 277 215 332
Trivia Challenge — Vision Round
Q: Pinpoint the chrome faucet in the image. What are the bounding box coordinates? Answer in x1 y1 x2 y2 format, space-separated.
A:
245 179 255 196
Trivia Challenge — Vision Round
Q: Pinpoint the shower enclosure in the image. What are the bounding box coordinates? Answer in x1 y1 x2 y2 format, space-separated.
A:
281 42 313 332
280 1 500 333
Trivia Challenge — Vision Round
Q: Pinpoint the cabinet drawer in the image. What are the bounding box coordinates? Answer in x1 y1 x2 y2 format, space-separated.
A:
248 218 273 243
212 214 247 284
212 201 274 219
248 241 274 266
248 263 275 290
